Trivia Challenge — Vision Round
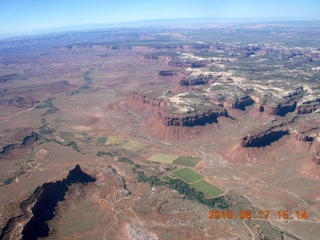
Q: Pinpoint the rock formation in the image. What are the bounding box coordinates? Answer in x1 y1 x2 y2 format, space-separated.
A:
0 132 38 155
229 95 254 110
0 165 95 240
241 118 295 148
180 77 208 86
260 87 304 116
162 108 228 126
263 101 297 116
241 129 289 148
132 92 228 127
131 92 165 107
297 99 320 114
158 70 174 76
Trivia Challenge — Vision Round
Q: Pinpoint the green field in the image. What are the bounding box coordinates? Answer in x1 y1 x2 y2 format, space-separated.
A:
105 136 120 145
191 180 223 198
96 137 107 145
173 156 201 167
162 176 173 182
172 168 204 183
119 140 145 151
148 153 178 163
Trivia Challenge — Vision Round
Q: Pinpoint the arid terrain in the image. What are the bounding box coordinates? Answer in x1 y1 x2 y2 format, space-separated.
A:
0 21 319 240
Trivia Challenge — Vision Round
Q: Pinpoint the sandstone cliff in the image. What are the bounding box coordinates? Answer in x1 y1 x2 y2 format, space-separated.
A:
131 92 165 108
132 92 228 127
297 99 320 114
263 101 297 116
0 132 38 155
162 108 228 127
230 95 254 110
0 165 95 240
241 118 295 148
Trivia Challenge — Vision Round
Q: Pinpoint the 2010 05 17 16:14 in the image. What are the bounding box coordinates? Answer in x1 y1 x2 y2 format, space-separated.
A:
208 209 307 220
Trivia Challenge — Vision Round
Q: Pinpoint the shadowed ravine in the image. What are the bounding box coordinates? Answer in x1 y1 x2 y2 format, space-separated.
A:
0 165 95 240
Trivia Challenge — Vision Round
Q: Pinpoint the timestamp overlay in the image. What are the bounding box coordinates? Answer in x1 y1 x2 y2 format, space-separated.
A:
208 209 312 221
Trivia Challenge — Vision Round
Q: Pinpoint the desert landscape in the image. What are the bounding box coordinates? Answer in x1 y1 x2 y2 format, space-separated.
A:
0 20 319 240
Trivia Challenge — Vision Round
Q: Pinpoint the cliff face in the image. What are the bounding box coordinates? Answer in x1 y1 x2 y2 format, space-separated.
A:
297 99 320 114
131 92 165 107
241 130 289 148
162 109 228 127
158 71 174 76
231 95 254 110
180 78 208 86
0 132 38 155
241 118 295 148
132 92 228 127
0 165 95 240
264 101 297 116
259 87 305 116
180 74 213 86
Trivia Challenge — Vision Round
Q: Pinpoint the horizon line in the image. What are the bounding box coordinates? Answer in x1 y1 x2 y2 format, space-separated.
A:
1 17 320 40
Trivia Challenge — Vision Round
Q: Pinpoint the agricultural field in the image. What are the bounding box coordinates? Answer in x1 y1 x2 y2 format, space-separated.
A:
105 136 120 145
148 153 178 163
191 180 224 198
173 156 201 167
162 176 173 182
118 140 145 151
172 168 204 183
96 137 107 145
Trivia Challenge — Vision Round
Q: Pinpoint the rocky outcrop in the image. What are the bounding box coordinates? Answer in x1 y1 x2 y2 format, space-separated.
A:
180 74 214 86
231 95 254 110
264 101 297 116
0 165 95 240
0 132 38 155
242 130 289 148
294 133 314 142
261 87 305 116
132 92 228 127
191 62 206 68
131 92 165 107
241 119 295 148
158 71 174 76
162 108 228 126
180 77 209 86
297 99 320 114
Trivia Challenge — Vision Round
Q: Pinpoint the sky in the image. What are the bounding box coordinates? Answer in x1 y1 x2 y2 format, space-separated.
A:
0 0 320 36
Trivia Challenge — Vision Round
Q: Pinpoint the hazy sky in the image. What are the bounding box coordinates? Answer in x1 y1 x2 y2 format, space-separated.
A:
0 0 320 35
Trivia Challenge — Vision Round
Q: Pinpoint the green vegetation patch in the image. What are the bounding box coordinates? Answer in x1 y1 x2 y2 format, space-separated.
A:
148 153 178 163
119 140 145 151
162 176 172 182
172 168 204 183
167 179 229 209
106 136 120 145
173 156 201 167
36 97 59 115
191 180 223 198
96 137 107 145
